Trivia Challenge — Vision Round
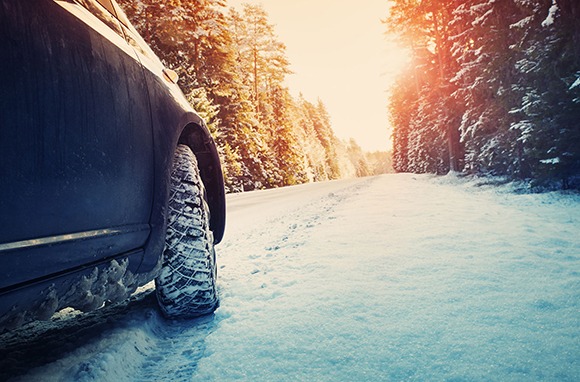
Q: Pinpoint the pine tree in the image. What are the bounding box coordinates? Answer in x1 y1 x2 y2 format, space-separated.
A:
269 86 309 186
389 65 415 173
118 0 372 191
512 0 580 188
227 5 292 189
295 95 330 181
346 139 371 177
385 0 461 175
386 0 580 188
229 5 291 115
450 0 526 176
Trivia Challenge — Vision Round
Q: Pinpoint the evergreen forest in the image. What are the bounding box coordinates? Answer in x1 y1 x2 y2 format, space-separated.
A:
117 0 391 193
385 0 580 189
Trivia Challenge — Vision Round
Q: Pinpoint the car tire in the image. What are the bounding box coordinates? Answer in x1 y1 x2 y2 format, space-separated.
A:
155 144 218 318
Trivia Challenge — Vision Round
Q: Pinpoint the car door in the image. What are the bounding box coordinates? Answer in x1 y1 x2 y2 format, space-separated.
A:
0 0 154 289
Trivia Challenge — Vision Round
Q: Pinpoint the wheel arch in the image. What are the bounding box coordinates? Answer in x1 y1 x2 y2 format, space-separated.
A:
176 119 226 244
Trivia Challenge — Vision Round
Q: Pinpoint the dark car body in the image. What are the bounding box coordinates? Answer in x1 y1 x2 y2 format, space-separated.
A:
0 0 225 331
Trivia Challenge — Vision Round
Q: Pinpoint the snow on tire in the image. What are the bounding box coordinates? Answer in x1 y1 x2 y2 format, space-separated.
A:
155 144 218 318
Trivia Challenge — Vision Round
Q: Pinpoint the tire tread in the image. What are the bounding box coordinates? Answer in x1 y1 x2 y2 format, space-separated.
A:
155 145 218 318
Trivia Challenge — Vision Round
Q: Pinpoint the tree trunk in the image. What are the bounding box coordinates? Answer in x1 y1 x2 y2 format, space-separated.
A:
433 6 460 172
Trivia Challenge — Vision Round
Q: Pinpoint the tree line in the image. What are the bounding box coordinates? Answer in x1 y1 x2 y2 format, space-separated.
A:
385 0 580 189
117 0 391 192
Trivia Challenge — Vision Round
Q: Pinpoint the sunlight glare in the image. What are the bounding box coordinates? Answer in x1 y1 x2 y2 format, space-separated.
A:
382 40 412 88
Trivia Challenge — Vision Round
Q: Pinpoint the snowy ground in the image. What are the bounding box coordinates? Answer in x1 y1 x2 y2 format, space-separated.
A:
1 174 579 381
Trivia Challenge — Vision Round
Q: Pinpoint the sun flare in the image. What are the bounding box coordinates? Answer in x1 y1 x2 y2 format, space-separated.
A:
382 40 413 84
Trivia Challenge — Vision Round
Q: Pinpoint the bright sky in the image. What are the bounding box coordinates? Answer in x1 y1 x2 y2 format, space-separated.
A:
228 0 409 152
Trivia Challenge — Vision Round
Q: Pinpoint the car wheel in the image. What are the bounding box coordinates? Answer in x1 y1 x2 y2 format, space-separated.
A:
155 144 218 318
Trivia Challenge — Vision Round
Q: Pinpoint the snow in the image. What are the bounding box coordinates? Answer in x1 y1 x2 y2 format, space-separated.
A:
510 15 533 30
540 157 561 165
571 76 580 90
471 8 494 28
541 1 559 27
510 120 534 143
0 258 148 332
1 174 579 381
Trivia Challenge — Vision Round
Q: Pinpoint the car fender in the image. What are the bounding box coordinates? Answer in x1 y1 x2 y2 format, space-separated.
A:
177 114 226 244
139 110 226 275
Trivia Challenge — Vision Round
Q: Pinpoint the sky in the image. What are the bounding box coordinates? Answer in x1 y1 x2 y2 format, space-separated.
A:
228 0 410 152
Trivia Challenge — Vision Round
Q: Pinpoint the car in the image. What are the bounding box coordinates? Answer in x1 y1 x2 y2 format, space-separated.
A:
0 0 226 332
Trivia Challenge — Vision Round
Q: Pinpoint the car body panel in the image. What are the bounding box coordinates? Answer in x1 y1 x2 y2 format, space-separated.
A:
0 0 226 331
0 0 155 276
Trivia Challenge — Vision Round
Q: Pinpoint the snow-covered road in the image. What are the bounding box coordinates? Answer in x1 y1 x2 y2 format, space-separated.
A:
2 174 579 381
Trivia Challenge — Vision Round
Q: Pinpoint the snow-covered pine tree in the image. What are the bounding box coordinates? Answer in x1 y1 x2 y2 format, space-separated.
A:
118 0 374 191
389 65 415 173
512 0 580 188
448 0 525 177
117 0 254 191
295 95 330 182
346 139 371 178
386 0 461 175
268 86 309 186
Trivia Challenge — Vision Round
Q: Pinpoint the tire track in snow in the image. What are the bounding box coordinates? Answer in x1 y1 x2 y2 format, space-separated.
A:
218 177 377 295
